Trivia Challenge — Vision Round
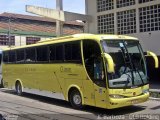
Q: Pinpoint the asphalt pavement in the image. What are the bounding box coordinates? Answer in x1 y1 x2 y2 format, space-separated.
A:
0 88 160 120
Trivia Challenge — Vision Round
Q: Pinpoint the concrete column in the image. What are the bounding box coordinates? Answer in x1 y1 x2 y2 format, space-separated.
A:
56 0 63 36
15 36 21 47
84 0 89 33
135 0 140 34
83 21 88 33
21 36 26 46
15 36 24 46
113 0 117 34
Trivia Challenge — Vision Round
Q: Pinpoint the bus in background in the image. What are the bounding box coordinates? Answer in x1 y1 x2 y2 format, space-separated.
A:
2 34 159 109
0 50 3 88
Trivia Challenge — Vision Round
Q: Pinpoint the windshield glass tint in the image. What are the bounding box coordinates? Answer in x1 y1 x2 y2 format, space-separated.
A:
102 40 147 88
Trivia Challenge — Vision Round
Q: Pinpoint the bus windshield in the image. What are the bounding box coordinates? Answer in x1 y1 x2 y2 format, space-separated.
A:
102 40 147 88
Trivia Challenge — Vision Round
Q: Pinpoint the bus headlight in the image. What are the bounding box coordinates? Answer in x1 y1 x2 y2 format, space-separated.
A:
109 94 124 98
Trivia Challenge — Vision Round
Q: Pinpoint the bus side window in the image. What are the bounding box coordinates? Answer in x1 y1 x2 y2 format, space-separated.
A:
64 41 81 63
26 48 36 63
9 51 16 63
93 57 104 80
55 44 64 61
49 45 56 62
36 46 49 62
16 49 25 63
3 51 9 63
71 42 81 62
49 44 64 62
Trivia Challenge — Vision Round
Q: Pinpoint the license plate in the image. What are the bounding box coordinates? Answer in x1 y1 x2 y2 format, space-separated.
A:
130 99 139 104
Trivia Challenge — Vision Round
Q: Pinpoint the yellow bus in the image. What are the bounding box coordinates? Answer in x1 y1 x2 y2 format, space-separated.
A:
2 34 159 109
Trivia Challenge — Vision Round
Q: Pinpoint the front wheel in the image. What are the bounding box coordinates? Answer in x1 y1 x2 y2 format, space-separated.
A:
15 82 23 95
69 89 83 109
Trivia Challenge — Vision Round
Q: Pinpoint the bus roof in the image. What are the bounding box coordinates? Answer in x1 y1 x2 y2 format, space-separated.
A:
38 33 138 43
3 33 138 51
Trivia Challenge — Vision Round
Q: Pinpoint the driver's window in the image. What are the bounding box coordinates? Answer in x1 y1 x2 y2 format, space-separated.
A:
93 56 104 80
83 40 105 83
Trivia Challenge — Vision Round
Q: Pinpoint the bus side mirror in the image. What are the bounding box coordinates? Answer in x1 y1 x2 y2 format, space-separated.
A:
145 51 159 68
102 53 115 73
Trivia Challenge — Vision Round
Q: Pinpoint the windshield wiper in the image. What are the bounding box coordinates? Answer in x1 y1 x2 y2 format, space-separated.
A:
122 41 135 86
123 43 144 86
132 61 144 85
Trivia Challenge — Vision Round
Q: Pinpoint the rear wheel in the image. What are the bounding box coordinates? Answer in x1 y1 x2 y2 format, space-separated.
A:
69 89 83 109
15 82 22 95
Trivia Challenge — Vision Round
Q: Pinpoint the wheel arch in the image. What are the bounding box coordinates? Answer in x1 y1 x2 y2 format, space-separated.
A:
0 77 4 88
67 85 84 105
15 79 24 92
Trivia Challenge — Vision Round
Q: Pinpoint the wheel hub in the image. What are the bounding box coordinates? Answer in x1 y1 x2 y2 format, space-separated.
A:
73 94 81 105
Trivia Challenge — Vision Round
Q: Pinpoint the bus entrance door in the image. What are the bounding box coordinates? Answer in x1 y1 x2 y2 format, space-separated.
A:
83 78 95 106
93 57 107 108
94 83 107 108
83 59 107 108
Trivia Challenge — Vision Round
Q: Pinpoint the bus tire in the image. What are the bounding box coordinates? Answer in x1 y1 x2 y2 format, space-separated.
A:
69 89 83 109
15 82 23 96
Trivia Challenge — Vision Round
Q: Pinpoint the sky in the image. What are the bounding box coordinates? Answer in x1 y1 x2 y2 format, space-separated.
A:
0 0 85 15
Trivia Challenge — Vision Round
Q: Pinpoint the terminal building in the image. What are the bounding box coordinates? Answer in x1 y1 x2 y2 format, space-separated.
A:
0 12 84 49
85 0 160 55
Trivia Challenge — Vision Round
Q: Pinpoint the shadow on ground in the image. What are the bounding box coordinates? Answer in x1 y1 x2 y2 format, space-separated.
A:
0 88 146 116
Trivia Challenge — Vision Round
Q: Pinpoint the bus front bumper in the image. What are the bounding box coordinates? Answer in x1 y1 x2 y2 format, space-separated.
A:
107 93 149 109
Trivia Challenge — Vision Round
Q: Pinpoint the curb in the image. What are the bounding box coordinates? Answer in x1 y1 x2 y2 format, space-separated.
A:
149 97 160 101
149 89 160 99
